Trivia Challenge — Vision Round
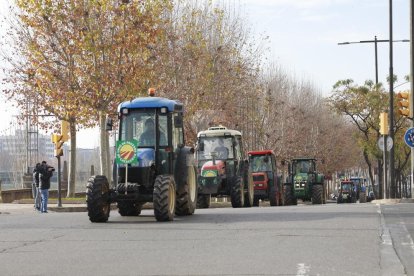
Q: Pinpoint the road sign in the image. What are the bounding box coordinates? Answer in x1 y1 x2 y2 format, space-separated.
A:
116 140 139 164
404 127 414 148
378 136 393 151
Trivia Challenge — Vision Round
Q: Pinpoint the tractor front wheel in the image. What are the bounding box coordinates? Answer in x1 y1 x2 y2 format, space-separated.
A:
311 184 323 204
269 187 279 206
283 185 294 206
197 194 211 209
153 175 176 222
117 201 143 216
243 173 254 207
86 175 111 223
253 196 260 207
231 177 244 208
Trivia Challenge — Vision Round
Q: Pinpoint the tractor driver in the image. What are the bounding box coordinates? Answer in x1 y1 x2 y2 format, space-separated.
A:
214 138 229 159
139 118 167 146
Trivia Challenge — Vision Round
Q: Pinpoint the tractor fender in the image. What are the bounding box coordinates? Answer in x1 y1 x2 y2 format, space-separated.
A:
174 146 196 192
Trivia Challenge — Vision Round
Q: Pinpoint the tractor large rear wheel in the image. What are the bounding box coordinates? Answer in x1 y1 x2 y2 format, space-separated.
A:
197 194 211 209
283 185 294 206
231 177 244 208
153 175 176 222
117 201 143 216
311 184 323 204
86 175 110 223
175 166 198 216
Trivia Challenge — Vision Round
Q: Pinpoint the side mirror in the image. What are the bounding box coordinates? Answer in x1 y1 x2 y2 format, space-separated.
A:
198 142 204 152
174 114 183 128
105 117 113 131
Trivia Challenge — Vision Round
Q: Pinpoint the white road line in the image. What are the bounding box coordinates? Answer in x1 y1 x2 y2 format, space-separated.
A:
296 263 311 276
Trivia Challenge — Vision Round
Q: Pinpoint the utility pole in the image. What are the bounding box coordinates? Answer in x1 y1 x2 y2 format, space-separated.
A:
410 0 414 199
389 0 396 199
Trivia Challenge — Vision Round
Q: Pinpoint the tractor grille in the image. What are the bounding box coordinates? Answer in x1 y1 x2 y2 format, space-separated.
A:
253 175 265 182
295 181 307 188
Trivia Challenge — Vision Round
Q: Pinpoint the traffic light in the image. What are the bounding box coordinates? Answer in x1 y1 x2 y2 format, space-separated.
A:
379 112 389 135
61 120 70 142
51 133 64 157
397 91 411 117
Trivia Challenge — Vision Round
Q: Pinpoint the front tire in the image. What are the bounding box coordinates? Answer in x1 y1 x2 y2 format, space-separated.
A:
283 185 294 206
269 186 279 206
176 166 198 216
243 172 254 207
231 176 244 208
117 201 143 216
311 184 323 204
197 194 211 209
86 175 111 223
153 175 176 222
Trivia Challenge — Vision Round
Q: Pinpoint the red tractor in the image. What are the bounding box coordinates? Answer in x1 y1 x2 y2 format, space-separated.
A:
248 150 282 206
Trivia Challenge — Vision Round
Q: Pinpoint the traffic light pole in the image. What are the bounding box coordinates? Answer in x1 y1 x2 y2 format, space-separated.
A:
411 0 414 199
57 156 62 207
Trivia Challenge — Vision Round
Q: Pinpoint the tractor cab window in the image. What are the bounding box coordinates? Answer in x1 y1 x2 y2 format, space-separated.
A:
172 113 184 149
198 137 234 160
294 161 311 174
250 155 272 172
341 183 351 191
120 110 167 147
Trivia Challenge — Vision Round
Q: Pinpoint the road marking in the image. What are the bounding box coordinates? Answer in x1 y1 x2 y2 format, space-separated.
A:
296 263 311 276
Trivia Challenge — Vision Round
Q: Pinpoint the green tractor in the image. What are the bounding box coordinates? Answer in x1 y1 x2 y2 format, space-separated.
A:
86 90 198 222
283 158 325 205
195 126 254 209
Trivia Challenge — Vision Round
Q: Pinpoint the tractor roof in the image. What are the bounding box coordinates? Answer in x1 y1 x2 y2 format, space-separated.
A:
248 150 275 156
118 97 183 113
197 126 242 137
292 157 316 161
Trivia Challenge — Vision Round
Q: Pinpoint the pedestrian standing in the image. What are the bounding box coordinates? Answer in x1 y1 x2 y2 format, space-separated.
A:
32 163 41 211
39 161 54 213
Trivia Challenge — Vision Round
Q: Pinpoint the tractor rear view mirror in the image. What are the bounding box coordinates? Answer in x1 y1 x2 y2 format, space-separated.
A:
105 117 113 131
174 114 183 128
198 142 204 152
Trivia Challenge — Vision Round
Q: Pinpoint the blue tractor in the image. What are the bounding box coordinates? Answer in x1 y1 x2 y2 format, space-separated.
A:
86 90 198 222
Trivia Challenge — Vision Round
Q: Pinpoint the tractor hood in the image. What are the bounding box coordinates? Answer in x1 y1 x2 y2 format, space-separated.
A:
201 160 226 177
294 173 308 182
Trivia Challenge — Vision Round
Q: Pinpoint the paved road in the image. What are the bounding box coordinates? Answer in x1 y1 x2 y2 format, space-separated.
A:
0 202 412 275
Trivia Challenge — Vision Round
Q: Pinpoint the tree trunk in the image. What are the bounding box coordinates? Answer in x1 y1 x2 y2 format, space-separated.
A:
99 111 110 180
67 122 77 197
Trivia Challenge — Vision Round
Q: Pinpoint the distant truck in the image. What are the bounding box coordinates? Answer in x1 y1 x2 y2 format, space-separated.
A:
248 150 282 206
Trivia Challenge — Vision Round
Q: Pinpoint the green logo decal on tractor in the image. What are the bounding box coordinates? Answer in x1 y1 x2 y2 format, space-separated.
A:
202 170 217 177
116 140 139 164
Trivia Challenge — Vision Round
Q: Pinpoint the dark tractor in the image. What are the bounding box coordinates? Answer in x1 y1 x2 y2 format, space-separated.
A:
283 158 325 205
248 150 282 207
350 177 367 203
195 126 254 209
86 90 198 222
337 180 356 204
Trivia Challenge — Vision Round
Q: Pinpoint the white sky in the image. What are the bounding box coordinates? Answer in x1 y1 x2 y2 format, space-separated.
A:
0 0 411 148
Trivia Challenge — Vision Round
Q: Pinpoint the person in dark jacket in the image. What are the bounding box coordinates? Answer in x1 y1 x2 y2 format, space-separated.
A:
32 163 41 211
39 161 54 213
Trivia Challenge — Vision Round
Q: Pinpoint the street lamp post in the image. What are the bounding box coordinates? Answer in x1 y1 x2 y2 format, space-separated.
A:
338 37 409 199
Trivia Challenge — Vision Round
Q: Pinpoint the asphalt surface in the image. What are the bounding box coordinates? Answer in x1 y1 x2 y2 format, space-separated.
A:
0 199 413 275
